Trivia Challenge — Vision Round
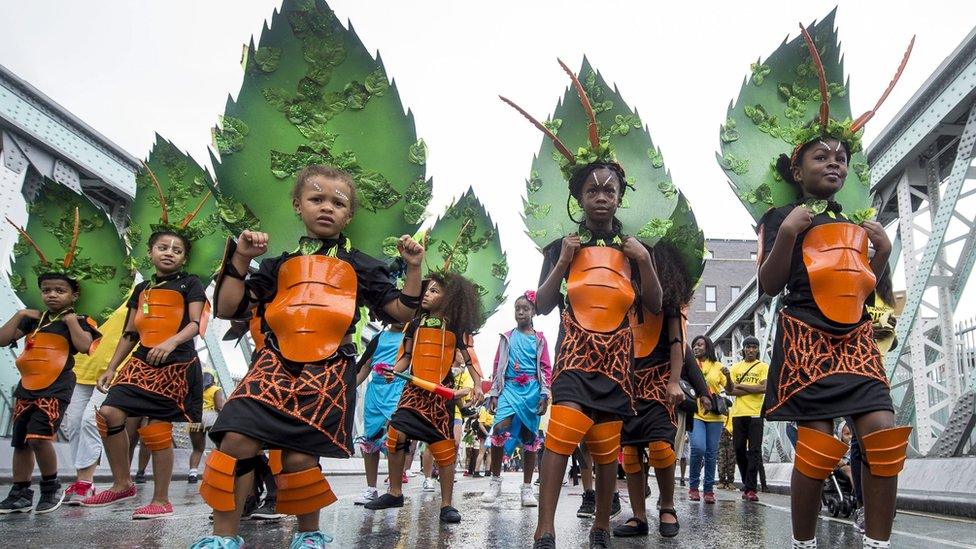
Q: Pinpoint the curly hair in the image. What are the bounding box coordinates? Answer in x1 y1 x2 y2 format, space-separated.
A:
653 241 694 317
426 271 482 337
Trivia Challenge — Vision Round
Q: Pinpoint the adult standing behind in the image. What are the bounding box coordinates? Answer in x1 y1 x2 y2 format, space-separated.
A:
723 336 769 502
688 335 726 504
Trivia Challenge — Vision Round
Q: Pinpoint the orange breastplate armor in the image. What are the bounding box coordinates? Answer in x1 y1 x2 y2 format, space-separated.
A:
567 247 636 333
802 223 876 324
134 288 184 348
264 255 357 363
16 332 70 390
632 308 664 359
411 326 457 384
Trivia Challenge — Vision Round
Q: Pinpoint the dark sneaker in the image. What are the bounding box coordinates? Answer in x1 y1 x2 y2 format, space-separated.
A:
612 517 648 537
533 534 556 549
439 505 461 523
363 493 404 510
659 508 679 538
0 485 33 514
589 528 612 549
187 472 199 484
35 479 64 514
576 489 596 518
134 471 147 485
610 492 622 519
241 495 258 519
251 498 284 520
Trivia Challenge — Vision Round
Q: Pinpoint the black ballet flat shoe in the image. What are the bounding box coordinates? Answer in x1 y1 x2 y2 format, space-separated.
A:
612 516 649 537
439 505 461 523
659 508 680 538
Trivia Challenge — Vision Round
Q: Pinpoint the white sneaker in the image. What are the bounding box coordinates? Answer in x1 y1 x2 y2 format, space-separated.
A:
355 488 378 506
480 476 502 503
520 483 538 507
422 478 436 493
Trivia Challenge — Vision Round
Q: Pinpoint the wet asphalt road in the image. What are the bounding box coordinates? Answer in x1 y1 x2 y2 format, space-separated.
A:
1 472 973 548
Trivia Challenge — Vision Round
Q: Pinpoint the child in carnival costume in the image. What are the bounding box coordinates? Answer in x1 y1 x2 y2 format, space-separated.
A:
0 210 102 514
716 13 914 548
86 165 215 519
501 59 705 549
479 290 552 508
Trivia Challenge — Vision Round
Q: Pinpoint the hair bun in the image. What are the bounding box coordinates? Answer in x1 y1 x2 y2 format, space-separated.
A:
775 153 798 186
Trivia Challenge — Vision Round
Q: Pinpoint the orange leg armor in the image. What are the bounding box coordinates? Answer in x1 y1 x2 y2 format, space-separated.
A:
544 405 594 456
860 426 912 477
646 440 677 470
200 450 238 511
276 467 338 515
584 421 623 465
137 422 173 451
621 446 642 474
268 449 283 476
386 426 403 455
794 426 849 480
428 439 457 467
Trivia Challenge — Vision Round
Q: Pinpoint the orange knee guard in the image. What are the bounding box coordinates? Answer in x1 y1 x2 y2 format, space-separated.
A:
200 450 237 511
860 426 912 477
622 446 642 474
275 467 337 515
544 405 594 456
428 439 456 467
268 449 283 476
794 426 849 480
646 440 676 470
584 421 623 465
137 422 173 451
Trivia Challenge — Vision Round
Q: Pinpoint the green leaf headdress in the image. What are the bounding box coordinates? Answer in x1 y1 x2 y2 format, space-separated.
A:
423 188 508 328
133 136 228 279
718 10 913 221
502 58 705 283
211 0 432 259
7 182 134 322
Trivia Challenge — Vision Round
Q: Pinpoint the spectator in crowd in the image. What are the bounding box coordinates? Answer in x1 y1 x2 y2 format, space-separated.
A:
688 335 727 504
723 336 769 501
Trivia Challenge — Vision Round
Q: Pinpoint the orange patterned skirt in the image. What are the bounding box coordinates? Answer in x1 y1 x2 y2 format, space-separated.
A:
621 359 676 446
104 356 202 423
764 310 892 421
210 346 358 458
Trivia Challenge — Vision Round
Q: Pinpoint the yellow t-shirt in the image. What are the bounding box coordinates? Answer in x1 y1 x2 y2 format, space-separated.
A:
695 359 728 422
453 369 474 419
73 303 129 385
728 360 769 418
478 408 494 429
202 385 222 411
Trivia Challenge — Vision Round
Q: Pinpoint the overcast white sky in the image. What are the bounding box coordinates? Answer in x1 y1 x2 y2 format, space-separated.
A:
1 1 974 370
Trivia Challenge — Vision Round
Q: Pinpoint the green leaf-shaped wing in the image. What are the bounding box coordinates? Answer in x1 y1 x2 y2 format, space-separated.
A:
718 9 870 222
522 59 679 250
426 188 508 327
661 192 706 285
211 0 431 258
11 183 133 323
132 135 230 279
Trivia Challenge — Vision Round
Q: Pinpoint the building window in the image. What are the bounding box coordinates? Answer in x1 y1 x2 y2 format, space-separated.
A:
731 286 741 300
705 286 717 312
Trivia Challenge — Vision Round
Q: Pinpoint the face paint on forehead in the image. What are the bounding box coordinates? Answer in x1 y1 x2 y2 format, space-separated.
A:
333 187 350 202
157 237 183 249
311 181 324 192
818 139 842 152
590 170 616 190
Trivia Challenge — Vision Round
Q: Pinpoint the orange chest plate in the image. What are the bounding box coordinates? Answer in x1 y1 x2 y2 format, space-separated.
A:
134 288 184 348
264 255 357 363
248 314 266 352
411 326 457 384
632 308 664 359
16 332 70 390
802 223 876 324
567 247 636 333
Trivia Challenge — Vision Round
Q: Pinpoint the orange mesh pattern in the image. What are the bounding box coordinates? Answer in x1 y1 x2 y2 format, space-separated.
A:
229 348 353 455
553 311 636 412
14 397 61 437
646 440 676 469
584 421 623 465
634 360 676 427
428 439 457 466
276 467 337 515
397 382 453 441
861 426 912 477
622 445 642 474
200 450 237 511
767 314 886 414
112 356 194 420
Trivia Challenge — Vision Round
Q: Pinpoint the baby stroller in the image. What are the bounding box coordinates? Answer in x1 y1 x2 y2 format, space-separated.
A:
821 467 856 518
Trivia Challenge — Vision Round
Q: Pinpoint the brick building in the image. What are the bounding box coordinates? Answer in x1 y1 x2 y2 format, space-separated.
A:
687 238 758 340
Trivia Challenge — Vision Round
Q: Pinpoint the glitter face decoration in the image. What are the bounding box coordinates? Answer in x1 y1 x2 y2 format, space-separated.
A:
333 187 349 203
